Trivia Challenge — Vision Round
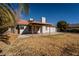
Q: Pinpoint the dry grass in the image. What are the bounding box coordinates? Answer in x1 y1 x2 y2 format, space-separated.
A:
0 33 79 56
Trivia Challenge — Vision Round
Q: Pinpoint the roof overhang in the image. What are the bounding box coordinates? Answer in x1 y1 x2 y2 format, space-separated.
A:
17 20 55 27
29 22 55 27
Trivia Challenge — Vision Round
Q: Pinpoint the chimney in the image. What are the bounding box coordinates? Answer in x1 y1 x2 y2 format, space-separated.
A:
41 17 46 23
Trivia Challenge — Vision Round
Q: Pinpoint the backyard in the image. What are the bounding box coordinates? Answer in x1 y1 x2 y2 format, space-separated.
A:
0 33 79 56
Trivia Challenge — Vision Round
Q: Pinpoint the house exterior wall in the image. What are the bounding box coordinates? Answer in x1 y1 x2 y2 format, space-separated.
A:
17 17 57 34
37 26 56 34
37 28 41 33
43 26 56 33
39 17 56 34
19 26 27 34
49 27 56 32
8 27 17 34
17 25 56 34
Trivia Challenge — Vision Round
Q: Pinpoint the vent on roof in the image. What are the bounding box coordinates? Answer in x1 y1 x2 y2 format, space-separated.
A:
29 18 34 22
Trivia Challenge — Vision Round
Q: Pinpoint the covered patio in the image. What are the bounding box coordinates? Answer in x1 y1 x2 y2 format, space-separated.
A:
28 22 54 34
16 19 56 35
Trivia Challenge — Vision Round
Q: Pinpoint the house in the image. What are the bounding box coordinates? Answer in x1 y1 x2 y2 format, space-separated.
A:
66 24 79 33
16 17 56 34
68 24 79 29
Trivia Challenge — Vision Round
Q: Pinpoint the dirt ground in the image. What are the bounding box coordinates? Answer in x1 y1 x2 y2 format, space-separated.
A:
0 33 79 56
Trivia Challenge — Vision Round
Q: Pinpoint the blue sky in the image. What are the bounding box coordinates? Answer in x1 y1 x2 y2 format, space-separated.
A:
12 3 79 25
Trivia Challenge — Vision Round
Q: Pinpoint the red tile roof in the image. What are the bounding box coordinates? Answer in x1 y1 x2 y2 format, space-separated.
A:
17 20 29 25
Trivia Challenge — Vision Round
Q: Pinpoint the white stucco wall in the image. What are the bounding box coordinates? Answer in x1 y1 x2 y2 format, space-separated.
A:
8 27 17 33
42 26 47 33
38 28 41 33
37 26 56 34
49 27 57 32
20 26 27 34
39 17 57 33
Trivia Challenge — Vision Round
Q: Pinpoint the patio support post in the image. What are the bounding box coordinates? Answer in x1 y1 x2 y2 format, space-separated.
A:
35 26 37 34
32 26 33 35
49 26 51 35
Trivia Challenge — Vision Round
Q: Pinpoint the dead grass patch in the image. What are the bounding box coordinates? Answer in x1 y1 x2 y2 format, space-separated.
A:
0 33 79 56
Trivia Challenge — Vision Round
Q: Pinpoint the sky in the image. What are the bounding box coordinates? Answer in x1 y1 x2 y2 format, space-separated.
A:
11 3 79 25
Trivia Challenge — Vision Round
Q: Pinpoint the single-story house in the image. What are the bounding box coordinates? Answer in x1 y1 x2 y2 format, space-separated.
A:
68 24 79 30
66 24 79 33
16 17 56 34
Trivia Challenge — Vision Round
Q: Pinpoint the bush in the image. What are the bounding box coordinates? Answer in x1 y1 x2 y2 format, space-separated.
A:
66 29 79 33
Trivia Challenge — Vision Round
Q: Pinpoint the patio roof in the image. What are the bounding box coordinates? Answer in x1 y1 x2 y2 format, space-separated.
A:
29 22 55 27
17 19 55 27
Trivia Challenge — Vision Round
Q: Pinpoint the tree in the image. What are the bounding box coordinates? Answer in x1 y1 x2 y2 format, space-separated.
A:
0 4 16 34
0 3 29 34
7 3 29 19
57 20 68 32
